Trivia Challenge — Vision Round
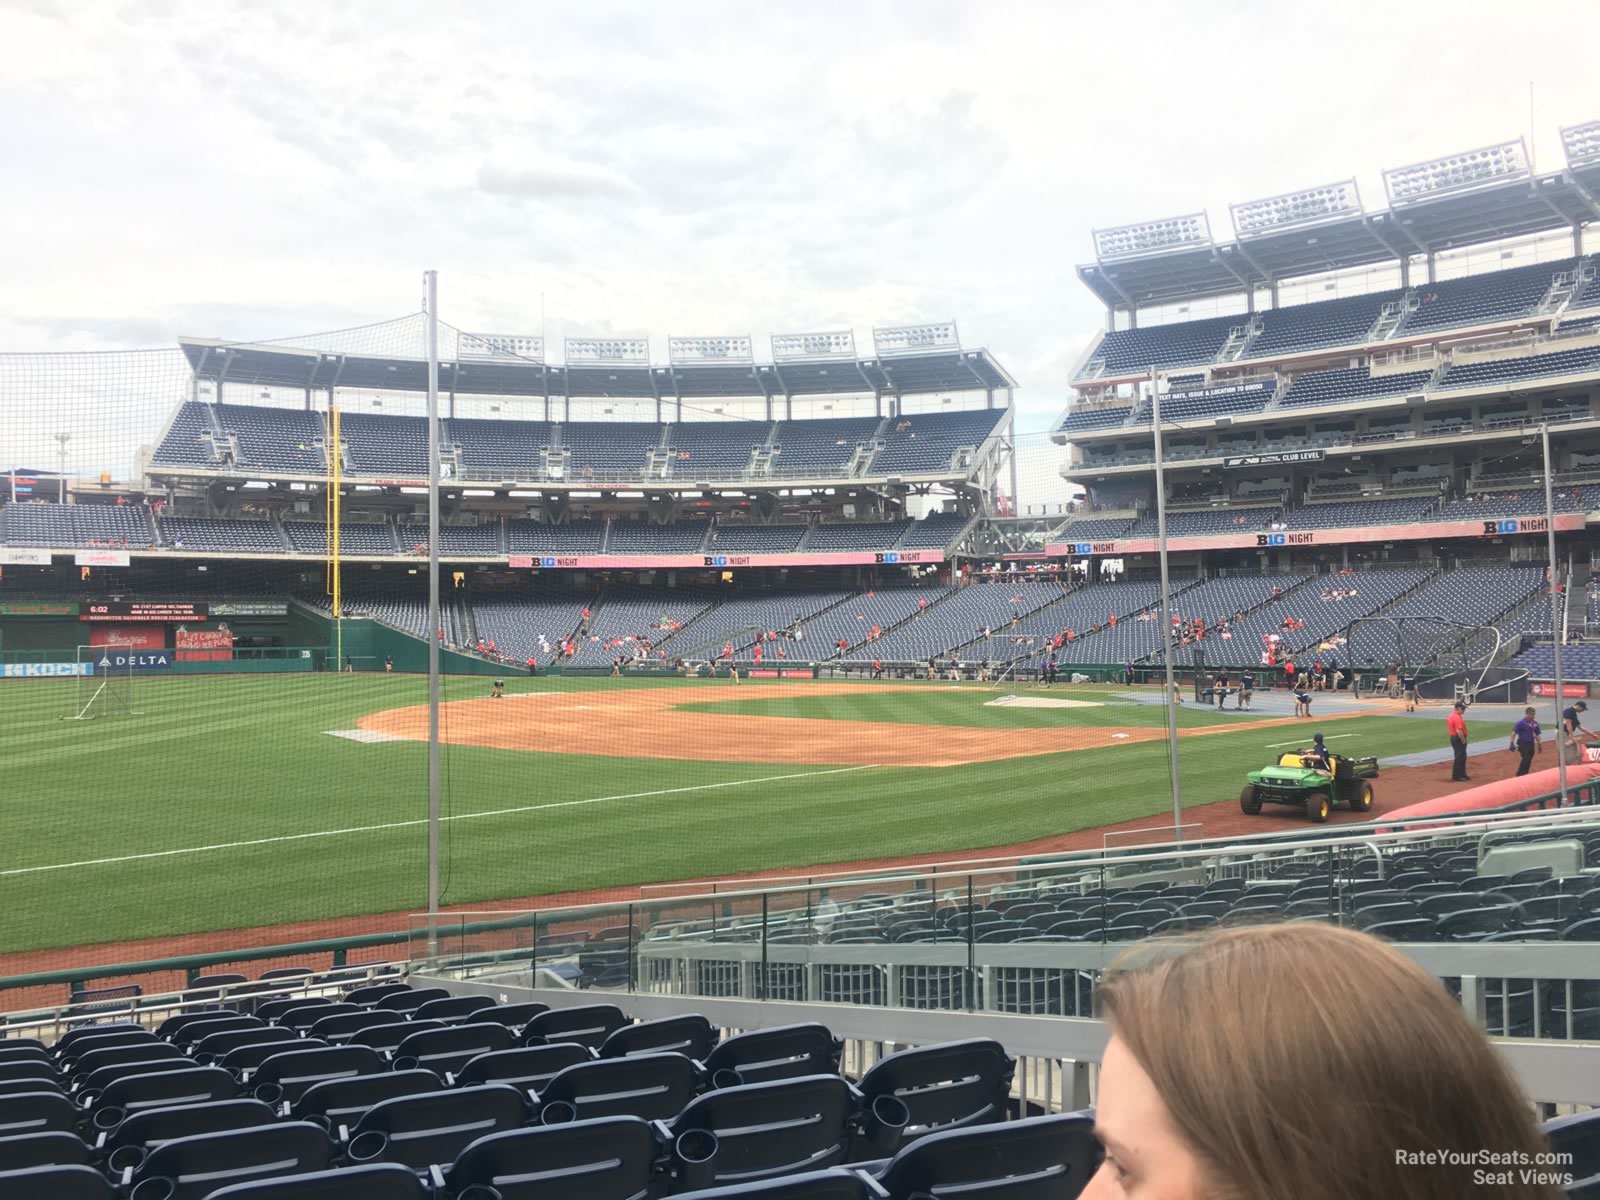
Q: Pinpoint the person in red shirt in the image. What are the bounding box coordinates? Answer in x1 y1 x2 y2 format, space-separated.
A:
1282 659 1295 689
872 657 883 680
1108 612 1117 629
753 644 763 666
1448 701 1470 781
723 642 733 660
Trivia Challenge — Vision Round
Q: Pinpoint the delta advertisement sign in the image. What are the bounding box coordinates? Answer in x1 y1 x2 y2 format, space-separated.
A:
1046 514 1587 558
507 550 944 570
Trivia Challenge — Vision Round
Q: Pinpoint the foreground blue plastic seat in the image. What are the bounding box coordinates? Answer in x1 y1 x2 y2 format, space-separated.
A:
665 1074 861 1190
599 1013 718 1061
451 1043 594 1092
856 1039 1014 1143
345 1084 528 1171
219 1040 328 1077
250 1045 384 1105
391 1023 514 1077
524 1004 628 1050
535 1052 702 1123
125 1122 335 1200
290 1070 442 1131
0 1130 92 1171
433 1115 662 1200
206 1164 428 1200
1544 1109 1600 1184
870 1111 1100 1200
672 1169 874 1200
88 1066 240 1131
193 1025 301 1065
0 1164 114 1200
702 1025 840 1088
99 1098 278 1176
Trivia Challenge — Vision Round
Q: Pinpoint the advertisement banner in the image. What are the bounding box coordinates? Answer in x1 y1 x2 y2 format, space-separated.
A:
507 550 944 570
74 550 131 567
208 601 289 618
1532 682 1591 698
96 649 173 671
1223 450 1327 468
90 624 166 650
1046 513 1587 557
176 628 234 662
0 549 53 566
80 601 209 622
0 600 79 616
2 662 91 678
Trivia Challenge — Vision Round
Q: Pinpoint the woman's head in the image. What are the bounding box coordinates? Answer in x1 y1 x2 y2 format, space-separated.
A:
1085 923 1559 1200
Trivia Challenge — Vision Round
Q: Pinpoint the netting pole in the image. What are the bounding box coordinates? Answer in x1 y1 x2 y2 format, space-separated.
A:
426 270 443 915
1542 423 1569 802
1151 368 1184 838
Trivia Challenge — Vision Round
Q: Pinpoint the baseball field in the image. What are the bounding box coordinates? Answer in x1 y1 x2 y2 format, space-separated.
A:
0 671 1469 966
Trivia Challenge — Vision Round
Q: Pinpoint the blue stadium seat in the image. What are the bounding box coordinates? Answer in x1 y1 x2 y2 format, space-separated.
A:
702 1025 841 1088
99 1098 279 1177
665 1075 860 1189
0 1165 114 1200
450 1043 595 1092
250 1046 386 1106
344 1084 528 1172
523 1004 628 1051
870 1111 1100 1199
432 1116 662 1200
204 1164 427 1200
127 1122 335 1200
599 1013 718 1061
533 1052 702 1123
391 1023 515 1077
0 1130 91 1171
855 1039 1014 1143
289 1070 443 1131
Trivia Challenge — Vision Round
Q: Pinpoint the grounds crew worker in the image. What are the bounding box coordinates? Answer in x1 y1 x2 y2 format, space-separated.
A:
1509 708 1542 777
1448 700 1470 782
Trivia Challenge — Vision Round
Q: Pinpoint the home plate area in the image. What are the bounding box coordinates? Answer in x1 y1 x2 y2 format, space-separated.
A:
984 695 1105 709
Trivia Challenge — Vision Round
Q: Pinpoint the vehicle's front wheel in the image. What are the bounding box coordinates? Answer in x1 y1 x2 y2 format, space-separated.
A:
1307 791 1331 823
1240 785 1262 815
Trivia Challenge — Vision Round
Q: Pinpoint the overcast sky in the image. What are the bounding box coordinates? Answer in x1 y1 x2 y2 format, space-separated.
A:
2 0 1596 458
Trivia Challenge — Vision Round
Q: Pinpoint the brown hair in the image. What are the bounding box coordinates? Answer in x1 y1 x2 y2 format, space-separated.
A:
1095 923 1560 1200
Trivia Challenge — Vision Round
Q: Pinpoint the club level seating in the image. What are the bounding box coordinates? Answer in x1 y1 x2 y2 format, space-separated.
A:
1436 489 1590 519
505 520 606 554
423 523 502 556
1284 497 1434 529
1400 258 1576 335
1279 366 1433 409
897 513 968 548
283 521 397 555
1126 506 1278 537
445 417 553 477
804 521 911 552
664 421 768 475
561 423 658 477
1437 343 1600 391
1243 289 1401 358
607 521 711 555
339 412 430 477
159 517 287 553
1057 405 1132 434
872 410 1004 475
768 418 881 475
0 502 156 548
215 404 328 473
707 525 807 553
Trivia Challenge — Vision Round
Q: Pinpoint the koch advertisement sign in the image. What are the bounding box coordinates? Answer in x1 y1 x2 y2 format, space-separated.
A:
2 662 93 678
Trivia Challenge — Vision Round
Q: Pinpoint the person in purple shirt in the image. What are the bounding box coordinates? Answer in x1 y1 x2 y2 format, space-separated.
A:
1509 708 1542 777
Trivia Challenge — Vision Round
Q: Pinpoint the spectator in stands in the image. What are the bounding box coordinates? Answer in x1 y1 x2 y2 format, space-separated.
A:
1087 924 1563 1200
1448 700 1471 782
1509 707 1542 776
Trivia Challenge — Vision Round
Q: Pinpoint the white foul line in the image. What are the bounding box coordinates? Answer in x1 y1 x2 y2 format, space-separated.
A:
1265 733 1355 749
0 766 876 879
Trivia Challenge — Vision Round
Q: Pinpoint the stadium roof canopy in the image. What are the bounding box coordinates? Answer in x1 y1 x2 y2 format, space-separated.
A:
178 333 1017 401
1077 161 1600 312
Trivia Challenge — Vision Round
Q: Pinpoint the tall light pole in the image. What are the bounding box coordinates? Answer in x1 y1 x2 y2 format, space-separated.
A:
1541 423 1569 803
1150 368 1184 836
425 270 442 914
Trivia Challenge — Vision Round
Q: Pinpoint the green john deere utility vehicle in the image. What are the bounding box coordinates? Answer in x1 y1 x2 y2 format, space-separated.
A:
1240 750 1378 823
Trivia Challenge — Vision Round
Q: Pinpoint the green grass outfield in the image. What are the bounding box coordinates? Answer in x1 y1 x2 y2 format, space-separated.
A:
1 673 1450 955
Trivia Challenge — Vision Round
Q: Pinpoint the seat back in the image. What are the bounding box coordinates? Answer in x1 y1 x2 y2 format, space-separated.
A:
255 998 338 1026
411 996 498 1024
291 1070 443 1130
219 1040 328 1076
0 1165 115 1200
524 1004 628 1050
374 987 450 1014
348 1020 446 1055
102 1099 278 1175
251 1046 385 1105
464 1002 550 1034
68 1040 181 1080
669 1074 856 1187
129 1122 334 1200
155 1010 244 1041
441 1116 661 1200
193 1025 301 1064
599 1014 717 1061
75 1058 198 1100
55 1024 146 1057
346 1084 527 1171
344 983 415 1008
392 1024 514 1076
0 1130 91 1171
453 1043 594 1091
874 1111 1101 1200
1543 1109 1600 1183
203 1163 428 1200
305 1011 399 1044
857 1039 1014 1141
280 1004 360 1035
703 1024 840 1089
91 1067 240 1130
0 1060 57 1086
537 1053 701 1123
170 1015 265 1051
672 1169 873 1200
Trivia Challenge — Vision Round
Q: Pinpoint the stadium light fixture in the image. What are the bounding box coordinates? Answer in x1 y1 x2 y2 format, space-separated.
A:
873 322 960 356
1382 140 1530 205
668 335 754 363
1092 213 1211 261
1230 180 1363 238
772 330 857 360
458 333 544 362
565 337 649 365
1561 120 1600 168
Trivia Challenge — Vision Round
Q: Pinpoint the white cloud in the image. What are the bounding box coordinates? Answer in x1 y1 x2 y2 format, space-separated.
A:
0 0 1595 472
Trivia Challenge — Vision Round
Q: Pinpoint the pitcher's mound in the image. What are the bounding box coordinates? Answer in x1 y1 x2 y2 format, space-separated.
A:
985 695 1105 709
